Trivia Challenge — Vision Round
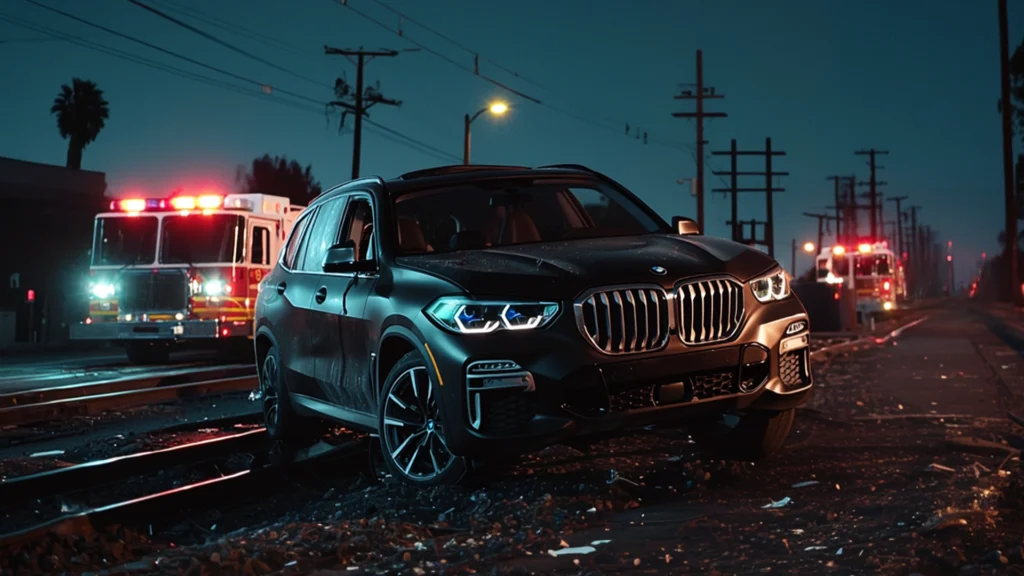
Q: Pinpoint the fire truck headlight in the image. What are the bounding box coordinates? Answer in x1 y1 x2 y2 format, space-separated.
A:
204 280 226 296
91 283 116 299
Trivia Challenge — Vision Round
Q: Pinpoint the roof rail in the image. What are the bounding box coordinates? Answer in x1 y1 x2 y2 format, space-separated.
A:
536 163 599 174
398 165 530 180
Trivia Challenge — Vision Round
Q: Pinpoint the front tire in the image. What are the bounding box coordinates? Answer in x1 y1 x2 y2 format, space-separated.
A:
691 409 796 462
260 345 326 445
378 351 467 485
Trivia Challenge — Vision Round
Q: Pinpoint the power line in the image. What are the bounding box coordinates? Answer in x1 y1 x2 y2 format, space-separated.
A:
126 0 330 90
0 13 321 114
327 0 541 104
365 0 547 91
339 0 700 158
148 0 332 66
22 0 322 106
1 12 460 166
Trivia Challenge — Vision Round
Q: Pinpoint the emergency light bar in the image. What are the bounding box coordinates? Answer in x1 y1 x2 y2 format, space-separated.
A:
110 194 226 212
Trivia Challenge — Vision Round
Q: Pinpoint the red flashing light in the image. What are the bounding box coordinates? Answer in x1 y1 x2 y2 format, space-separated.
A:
221 328 230 337
118 198 146 212
832 245 846 255
84 317 92 324
857 243 872 254
26 289 35 303
883 281 891 291
947 255 953 262
171 194 223 211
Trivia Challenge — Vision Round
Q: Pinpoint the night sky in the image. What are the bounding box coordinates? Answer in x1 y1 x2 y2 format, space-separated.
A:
1 0 1020 284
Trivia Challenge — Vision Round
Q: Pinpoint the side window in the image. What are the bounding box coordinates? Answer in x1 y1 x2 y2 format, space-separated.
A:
299 197 347 272
340 198 375 262
250 226 270 265
282 211 315 270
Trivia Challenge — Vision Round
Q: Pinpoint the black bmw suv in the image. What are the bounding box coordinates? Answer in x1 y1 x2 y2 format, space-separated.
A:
254 164 813 485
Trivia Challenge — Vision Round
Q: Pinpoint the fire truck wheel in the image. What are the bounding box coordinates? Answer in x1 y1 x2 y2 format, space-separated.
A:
261 344 327 445
125 343 170 365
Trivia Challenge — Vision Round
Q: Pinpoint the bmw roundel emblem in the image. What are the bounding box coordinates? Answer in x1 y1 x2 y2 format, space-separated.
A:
650 266 667 276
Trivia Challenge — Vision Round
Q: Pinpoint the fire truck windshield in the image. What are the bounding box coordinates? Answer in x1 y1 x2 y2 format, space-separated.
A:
92 216 159 266
856 254 892 277
159 214 245 264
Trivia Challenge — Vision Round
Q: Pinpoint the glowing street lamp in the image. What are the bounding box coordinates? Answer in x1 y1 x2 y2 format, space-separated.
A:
464 101 509 165
803 241 815 253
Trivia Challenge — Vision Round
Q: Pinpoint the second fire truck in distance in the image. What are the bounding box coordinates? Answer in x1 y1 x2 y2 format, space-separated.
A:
814 240 904 314
70 192 303 364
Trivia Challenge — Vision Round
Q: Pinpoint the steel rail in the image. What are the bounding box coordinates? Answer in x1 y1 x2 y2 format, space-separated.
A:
0 375 258 427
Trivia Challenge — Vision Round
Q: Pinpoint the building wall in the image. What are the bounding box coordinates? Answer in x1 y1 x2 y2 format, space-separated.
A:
0 156 107 344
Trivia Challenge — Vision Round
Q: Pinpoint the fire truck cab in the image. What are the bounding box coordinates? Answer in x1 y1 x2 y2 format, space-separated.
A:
70 192 304 364
815 241 903 314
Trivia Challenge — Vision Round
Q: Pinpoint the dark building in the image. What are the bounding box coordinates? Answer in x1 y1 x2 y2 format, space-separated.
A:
0 156 107 347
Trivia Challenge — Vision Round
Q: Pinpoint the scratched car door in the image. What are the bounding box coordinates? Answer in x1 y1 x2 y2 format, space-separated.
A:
310 195 378 414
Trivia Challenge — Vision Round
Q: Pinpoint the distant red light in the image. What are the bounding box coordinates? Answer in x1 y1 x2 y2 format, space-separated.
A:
26 289 35 303
883 281 891 290
221 328 229 337
84 317 93 324
947 255 953 262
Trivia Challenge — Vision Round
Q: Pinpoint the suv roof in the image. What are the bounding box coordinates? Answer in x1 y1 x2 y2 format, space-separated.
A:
310 164 612 209
385 164 606 195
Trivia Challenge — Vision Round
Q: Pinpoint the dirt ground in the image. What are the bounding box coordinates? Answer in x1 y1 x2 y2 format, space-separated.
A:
2 305 1022 575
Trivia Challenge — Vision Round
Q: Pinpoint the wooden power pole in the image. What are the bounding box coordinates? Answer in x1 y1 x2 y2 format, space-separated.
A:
325 46 402 179
672 50 727 233
712 138 787 256
886 195 909 261
999 0 1019 303
855 149 889 240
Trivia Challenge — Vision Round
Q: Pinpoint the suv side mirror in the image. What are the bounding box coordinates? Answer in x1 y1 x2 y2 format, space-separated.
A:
322 240 370 273
672 216 701 235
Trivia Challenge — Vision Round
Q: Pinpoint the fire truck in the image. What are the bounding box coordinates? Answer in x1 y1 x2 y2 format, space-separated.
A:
70 192 304 364
814 241 904 314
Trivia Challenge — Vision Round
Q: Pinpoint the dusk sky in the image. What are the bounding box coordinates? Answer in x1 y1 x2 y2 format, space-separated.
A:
1 0 1021 284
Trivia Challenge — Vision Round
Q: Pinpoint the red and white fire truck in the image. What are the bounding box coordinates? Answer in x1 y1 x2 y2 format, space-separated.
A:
70 192 304 363
814 240 904 314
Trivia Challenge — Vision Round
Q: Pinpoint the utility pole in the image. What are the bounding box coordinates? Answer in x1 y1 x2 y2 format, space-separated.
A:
999 0 1019 303
886 195 909 262
325 46 401 179
826 175 846 244
672 50 727 233
802 212 837 255
855 149 889 240
727 219 769 249
908 205 922 297
711 138 787 255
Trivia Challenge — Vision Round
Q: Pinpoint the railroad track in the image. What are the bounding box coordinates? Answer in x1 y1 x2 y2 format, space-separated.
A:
0 365 258 427
0 428 367 548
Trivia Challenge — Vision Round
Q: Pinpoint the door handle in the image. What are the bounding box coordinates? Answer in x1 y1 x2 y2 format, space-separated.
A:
276 282 287 295
315 286 328 304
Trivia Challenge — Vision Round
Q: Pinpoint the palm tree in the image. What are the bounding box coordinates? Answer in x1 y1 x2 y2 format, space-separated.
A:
50 78 110 170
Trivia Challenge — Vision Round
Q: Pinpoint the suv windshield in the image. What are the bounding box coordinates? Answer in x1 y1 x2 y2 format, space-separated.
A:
392 180 666 255
160 214 245 264
92 216 159 266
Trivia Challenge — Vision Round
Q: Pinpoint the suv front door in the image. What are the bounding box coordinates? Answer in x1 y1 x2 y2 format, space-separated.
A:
309 194 378 416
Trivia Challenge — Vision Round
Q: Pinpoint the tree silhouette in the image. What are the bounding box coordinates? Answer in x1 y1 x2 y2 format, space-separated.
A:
236 154 322 206
50 78 109 170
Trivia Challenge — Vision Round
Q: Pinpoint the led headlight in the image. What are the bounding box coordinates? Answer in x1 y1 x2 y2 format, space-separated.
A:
203 279 227 295
750 268 790 303
426 297 559 334
91 282 116 299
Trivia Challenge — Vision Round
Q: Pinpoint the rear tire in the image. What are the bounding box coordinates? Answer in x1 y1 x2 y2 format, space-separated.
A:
378 351 468 486
260 344 327 446
691 409 796 462
125 342 170 365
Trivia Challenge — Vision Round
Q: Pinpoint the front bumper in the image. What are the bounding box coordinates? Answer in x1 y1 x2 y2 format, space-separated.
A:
421 296 814 459
69 319 251 341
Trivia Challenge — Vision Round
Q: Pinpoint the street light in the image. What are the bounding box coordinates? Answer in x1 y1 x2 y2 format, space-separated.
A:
791 239 817 279
463 101 509 165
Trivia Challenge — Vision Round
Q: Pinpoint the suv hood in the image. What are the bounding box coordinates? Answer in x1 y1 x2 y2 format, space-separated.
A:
396 234 780 300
